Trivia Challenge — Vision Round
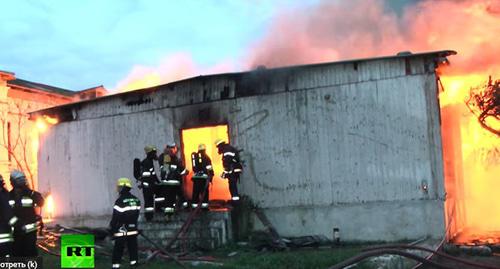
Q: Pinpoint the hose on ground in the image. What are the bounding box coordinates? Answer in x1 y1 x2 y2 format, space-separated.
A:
363 244 500 269
327 248 456 269
164 183 210 251
139 230 187 269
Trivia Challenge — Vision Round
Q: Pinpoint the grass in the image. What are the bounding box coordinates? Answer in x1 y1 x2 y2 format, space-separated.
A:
40 243 371 269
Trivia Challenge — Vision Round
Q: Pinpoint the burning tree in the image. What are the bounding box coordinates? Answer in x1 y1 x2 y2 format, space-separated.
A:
466 77 500 137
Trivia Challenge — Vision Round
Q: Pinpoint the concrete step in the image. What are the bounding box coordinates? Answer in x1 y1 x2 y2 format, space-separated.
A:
49 209 233 251
137 210 232 250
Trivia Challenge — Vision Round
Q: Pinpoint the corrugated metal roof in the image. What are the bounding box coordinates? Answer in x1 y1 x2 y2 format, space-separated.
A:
29 50 456 116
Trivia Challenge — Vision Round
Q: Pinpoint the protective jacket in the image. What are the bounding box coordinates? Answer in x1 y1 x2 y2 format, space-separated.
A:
0 187 14 247
191 151 214 180
158 153 187 186
219 144 243 177
139 157 158 189
9 188 44 234
109 190 141 237
110 189 140 268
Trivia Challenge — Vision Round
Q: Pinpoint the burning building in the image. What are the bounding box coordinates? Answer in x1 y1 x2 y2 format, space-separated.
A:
31 50 456 242
0 70 107 190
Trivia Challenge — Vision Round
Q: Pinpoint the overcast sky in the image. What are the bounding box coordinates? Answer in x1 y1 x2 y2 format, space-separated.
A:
0 0 414 91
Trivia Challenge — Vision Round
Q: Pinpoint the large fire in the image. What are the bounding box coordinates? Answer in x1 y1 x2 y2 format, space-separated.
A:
439 71 500 244
112 0 500 243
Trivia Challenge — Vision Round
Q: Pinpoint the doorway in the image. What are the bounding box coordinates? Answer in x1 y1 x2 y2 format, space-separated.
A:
180 125 231 201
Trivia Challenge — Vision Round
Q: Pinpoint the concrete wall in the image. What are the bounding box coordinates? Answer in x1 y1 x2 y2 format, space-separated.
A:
38 55 446 241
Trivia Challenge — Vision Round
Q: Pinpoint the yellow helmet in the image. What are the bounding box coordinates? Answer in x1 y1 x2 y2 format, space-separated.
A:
144 145 156 154
117 177 132 188
198 144 206 151
214 139 225 146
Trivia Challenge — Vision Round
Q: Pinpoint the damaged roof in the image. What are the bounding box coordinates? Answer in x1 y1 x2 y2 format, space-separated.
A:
29 50 457 118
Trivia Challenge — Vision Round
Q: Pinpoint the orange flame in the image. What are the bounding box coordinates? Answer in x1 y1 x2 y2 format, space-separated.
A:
35 118 47 133
44 194 55 221
181 125 231 201
44 115 59 125
439 70 500 244
35 116 58 133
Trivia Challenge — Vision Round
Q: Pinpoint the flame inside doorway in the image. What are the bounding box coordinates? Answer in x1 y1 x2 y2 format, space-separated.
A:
181 125 231 201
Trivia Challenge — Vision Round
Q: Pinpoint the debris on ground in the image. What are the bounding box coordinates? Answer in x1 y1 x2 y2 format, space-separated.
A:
253 207 288 250
250 231 333 251
37 224 222 267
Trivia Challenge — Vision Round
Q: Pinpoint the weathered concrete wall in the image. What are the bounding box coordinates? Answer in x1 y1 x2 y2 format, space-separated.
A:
39 110 175 217
38 54 446 241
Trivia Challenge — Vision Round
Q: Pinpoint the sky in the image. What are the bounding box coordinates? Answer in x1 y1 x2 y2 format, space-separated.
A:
0 0 415 91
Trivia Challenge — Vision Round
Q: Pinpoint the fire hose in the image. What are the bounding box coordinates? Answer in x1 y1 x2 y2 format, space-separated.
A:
327 248 456 269
164 177 210 251
410 203 456 269
363 244 500 269
138 230 187 269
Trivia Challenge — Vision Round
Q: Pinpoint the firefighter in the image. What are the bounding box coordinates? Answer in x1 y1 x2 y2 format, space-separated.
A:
190 144 213 209
8 170 44 257
0 175 15 257
157 143 188 215
110 178 140 269
138 146 159 221
215 139 243 201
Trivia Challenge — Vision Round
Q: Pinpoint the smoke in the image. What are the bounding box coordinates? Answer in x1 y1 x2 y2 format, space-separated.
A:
116 0 500 89
248 0 500 75
114 52 234 92
249 0 500 242
111 0 500 241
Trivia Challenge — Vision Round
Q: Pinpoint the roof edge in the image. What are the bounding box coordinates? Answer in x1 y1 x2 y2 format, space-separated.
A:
29 50 457 117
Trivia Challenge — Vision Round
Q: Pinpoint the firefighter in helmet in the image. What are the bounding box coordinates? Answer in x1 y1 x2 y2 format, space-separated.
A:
8 170 44 257
215 139 243 202
0 175 15 257
110 178 140 268
138 146 159 221
157 143 188 215
190 144 213 209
